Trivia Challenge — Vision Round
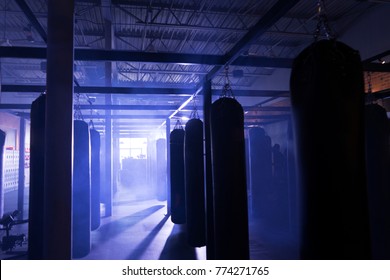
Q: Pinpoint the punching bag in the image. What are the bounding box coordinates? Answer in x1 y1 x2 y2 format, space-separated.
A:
248 128 272 222
72 120 91 258
286 120 298 237
156 138 167 201
90 128 101 231
365 104 390 259
170 127 186 224
290 40 371 259
211 97 249 260
184 118 206 247
28 94 46 259
0 130 5 219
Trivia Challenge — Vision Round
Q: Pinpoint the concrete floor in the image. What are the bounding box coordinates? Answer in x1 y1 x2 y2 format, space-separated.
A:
0 187 298 260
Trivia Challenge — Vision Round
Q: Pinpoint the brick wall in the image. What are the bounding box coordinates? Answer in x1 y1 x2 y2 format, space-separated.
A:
364 72 390 93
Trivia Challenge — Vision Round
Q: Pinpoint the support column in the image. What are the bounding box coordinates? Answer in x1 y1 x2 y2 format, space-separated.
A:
17 118 25 218
166 118 171 215
104 99 112 217
113 137 119 194
103 18 113 217
44 0 74 259
203 80 215 260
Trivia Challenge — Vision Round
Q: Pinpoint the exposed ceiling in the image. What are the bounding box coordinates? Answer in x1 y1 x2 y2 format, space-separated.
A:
0 0 389 136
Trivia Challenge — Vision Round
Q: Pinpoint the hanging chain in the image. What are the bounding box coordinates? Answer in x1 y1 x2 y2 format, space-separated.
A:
220 66 235 98
87 95 95 129
89 119 95 129
190 98 199 119
314 0 335 41
74 91 84 120
174 119 183 130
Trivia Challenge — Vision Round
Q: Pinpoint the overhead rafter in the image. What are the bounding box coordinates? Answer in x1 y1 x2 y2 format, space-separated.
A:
0 84 289 97
0 103 289 112
1 46 389 71
166 0 302 121
14 0 48 43
206 0 302 81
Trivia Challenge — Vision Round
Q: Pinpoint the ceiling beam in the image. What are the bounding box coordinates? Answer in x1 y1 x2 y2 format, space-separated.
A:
0 46 290 68
363 50 390 63
206 0 302 81
82 114 169 119
362 62 390 72
0 84 290 97
0 104 182 110
166 0 301 121
0 84 193 95
0 103 290 112
14 0 48 43
1 46 389 71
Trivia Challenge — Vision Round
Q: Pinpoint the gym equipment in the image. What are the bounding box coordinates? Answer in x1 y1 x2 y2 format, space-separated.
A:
72 120 91 258
170 125 186 224
184 118 206 247
156 138 167 201
28 94 46 259
365 104 390 259
0 129 5 217
211 97 249 260
0 210 28 252
90 128 101 231
286 120 298 237
248 128 272 222
290 39 371 259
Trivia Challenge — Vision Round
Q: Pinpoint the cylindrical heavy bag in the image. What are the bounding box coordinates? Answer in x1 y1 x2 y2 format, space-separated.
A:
72 120 91 258
290 40 371 259
156 138 167 201
365 104 390 259
0 129 6 218
211 97 249 260
184 118 206 247
28 94 46 259
90 129 101 231
248 128 272 222
286 120 298 237
170 128 186 224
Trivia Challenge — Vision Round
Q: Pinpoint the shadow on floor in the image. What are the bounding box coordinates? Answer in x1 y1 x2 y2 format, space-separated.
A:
159 224 197 260
97 205 164 243
126 214 170 260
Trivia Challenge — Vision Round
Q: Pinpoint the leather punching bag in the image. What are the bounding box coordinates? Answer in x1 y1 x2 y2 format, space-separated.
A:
0 130 6 219
248 128 272 222
365 104 390 259
170 127 186 224
28 94 46 259
90 128 101 231
211 97 249 260
290 40 371 259
72 120 91 258
184 118 206 247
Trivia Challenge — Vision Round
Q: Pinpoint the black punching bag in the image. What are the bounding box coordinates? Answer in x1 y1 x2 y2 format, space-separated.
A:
211 97 249 260
72 120 91 258
28 94 46 259
248 128 272 222
0 129 6 218
156 138 167 201
184 118 206 247
365 104 390 259
90 129 101 231
170 127 186 224
290 40 370 259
